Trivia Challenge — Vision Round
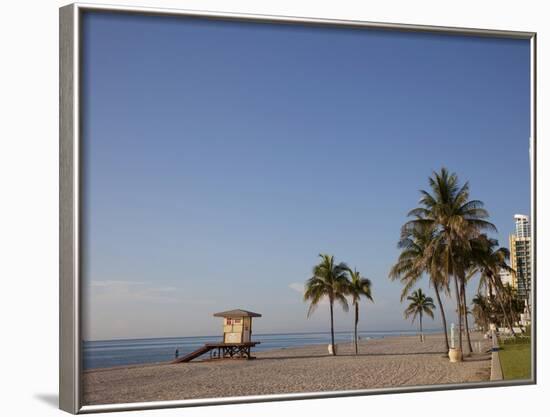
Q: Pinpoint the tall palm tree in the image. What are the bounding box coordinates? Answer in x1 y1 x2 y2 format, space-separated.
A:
304 254 349 355
460 271 475 354
346 268 373 354
404 289 436 342
389 222 451 351
405 168 496 357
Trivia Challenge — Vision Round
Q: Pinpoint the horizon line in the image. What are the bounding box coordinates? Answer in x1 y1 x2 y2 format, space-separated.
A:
83 327 445 343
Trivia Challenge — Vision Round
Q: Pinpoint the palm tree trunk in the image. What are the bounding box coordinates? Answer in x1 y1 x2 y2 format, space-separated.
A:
433 283 449 351
508 294 515 325
329 299 336 356
354 303 359 355
487 282 496 327
419 312 423 342
453 275 463 357
447 248 462 357
461 280 473 354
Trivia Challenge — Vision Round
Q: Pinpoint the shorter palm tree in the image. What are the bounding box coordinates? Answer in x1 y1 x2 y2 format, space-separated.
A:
304 254 349 355
346 268 373 354
501 284 525 328
404 289 435 342
471 235 516 335
389 222 451 351
471 294 491 331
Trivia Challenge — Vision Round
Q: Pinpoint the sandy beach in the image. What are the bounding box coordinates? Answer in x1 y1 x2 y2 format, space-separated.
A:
83 333 492 405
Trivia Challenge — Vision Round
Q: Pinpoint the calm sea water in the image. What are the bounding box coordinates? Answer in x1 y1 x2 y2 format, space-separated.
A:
83 330 441 370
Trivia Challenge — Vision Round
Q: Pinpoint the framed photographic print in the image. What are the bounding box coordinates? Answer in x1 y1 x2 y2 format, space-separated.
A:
59 2 537 414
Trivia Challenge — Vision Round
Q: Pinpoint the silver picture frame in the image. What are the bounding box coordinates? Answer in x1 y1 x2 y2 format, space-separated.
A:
59 2 537 414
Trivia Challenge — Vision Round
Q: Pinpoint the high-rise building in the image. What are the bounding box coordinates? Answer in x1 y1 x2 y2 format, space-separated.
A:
514 214 530 239
509 214 532 305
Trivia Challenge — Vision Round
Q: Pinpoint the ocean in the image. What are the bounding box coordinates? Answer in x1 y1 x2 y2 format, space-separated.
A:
83 329 441 370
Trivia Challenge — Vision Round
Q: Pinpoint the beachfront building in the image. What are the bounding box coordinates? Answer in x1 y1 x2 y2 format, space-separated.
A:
509 214 532 305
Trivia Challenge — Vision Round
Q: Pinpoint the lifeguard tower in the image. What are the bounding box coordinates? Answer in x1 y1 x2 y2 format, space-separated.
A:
172 309 261 363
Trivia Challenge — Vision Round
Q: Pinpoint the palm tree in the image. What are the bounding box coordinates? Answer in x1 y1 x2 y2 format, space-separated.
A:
304 254 349 355
346 268 373 354
389 222 451 351
404 289 435 342
470 235 516 335
459 273 475 354
502 284 524 326
405 168 496 357
471 294 491 331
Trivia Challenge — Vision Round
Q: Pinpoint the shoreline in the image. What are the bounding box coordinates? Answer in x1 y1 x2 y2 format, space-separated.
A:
84 331 447 372
83 332 492 405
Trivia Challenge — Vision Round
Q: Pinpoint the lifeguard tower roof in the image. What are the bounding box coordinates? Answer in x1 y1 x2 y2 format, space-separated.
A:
213 309 262 318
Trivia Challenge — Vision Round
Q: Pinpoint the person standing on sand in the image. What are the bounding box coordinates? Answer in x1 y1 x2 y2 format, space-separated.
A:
175 349 179 359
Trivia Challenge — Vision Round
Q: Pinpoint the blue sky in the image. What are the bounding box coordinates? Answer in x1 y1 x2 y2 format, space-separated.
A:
81 12 530 341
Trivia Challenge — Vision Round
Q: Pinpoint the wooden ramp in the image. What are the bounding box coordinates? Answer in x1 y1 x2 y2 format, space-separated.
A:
172 345 213 363
171 342 260 364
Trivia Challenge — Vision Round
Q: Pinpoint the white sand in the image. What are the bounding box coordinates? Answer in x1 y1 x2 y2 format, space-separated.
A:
83 333 492 405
